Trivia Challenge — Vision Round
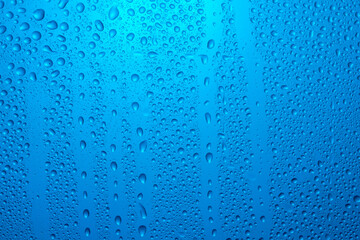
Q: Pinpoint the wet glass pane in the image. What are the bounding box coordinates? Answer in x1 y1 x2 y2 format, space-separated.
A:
0 0 359 239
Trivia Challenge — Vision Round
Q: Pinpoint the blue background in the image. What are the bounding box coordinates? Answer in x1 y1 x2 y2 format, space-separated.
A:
0 0 359 239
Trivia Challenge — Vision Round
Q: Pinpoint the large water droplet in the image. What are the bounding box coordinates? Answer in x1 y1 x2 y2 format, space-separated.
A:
76 3 85 13
33 9 45 21
139 203 147 219
138 225 146 237
139 173 146 184
110 162 117 171
84 228 90 237
47 20 58 30
131 74 139 82
132 102 139 111
58 0 69 9
137 127 143 137
115 216 121 225
207 39 215 49
205 112 211 124
20 22 30 31
108 6 119 20
139 141 147 153
83 209 89 218
95 20 104 31
80 140 86 149
206 153 213 163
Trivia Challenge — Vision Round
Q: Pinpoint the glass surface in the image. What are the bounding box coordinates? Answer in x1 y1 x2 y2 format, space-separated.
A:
0 0 359 239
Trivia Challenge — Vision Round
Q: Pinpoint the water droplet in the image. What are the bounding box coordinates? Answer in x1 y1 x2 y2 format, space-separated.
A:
80 140 86 149
115 216 121 225
95 20 104 31
200 54 208 64
16 67 26 76
110 161 117 171
132 102 139 111
204 77 210 86
207 39 215 49
32 31 42 40
50 170 57 176
109 29 117 38
206 153 213 163
205 112 211 124
126 33 135 41
108 6 119 20
78 117 84 125
83 209 89 218
138 225 146 237
137 127 143 137
20 22 30 31
47 20 58 30
148 51 158 58
139 173 146 184
139 141 147 153
131 74 139 82
33 9 45 21
76 3 85 13
139 203 147 219
0 25 6 34
127 8 135 16
84 227 90 237
141 37 147 45
110 144 116 152
58 0 69 9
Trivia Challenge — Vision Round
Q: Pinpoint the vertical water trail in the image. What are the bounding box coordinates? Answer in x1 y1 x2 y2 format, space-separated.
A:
232 0 272 238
